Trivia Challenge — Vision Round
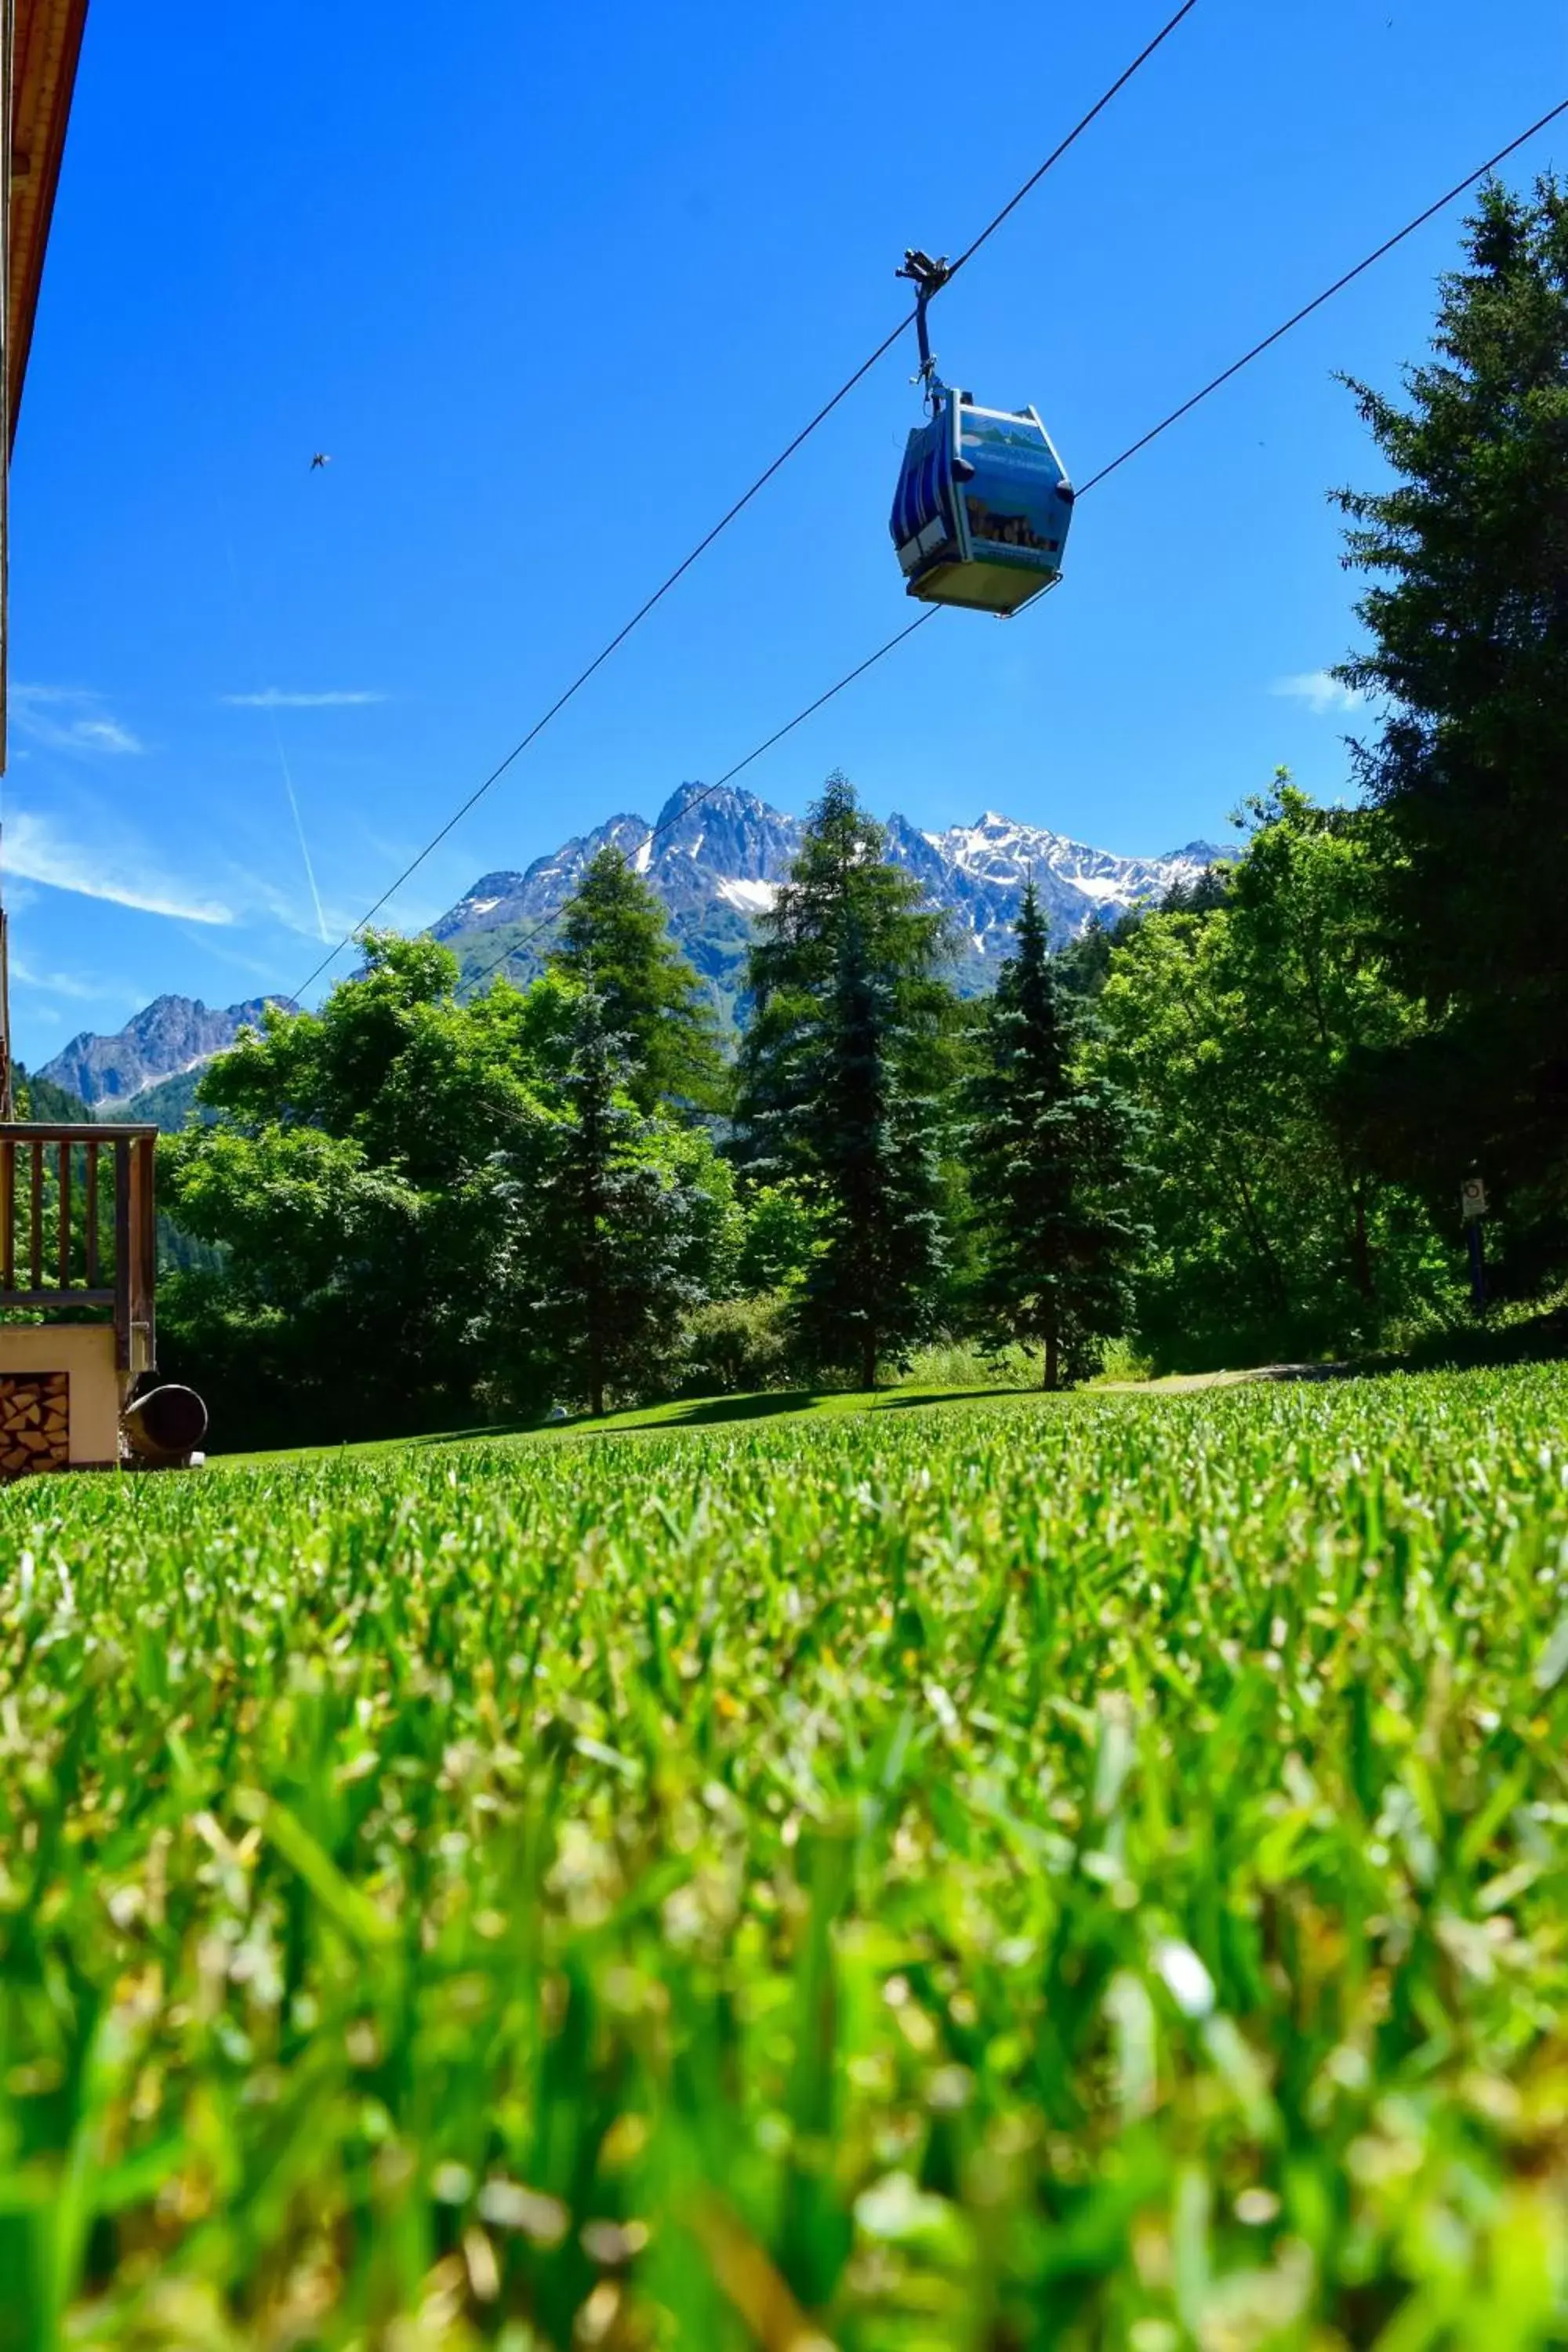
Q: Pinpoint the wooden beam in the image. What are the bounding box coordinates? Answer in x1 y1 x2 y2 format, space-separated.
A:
0 1119 159 1139
56 1126 67 1283
0 1132 12 1291
27 1132 39 1287
84 1132 97 1285
0 1285 111 1308
112 1134 129 1371
132 1128 155 1370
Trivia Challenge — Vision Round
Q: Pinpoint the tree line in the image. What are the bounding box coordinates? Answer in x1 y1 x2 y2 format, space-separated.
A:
158 178 1568 1441
156 779 1142 1443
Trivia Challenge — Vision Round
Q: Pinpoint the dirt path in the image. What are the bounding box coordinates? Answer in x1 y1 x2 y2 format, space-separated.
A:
1102 1361 1354 1395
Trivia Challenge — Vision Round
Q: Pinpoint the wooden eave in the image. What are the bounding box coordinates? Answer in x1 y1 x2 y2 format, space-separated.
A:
8 0 89 447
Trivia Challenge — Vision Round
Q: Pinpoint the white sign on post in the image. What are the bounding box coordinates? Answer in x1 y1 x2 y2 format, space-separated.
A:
1460 1176 1488 1223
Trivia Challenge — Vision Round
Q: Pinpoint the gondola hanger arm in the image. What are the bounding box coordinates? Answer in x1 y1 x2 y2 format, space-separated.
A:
896 248 952 402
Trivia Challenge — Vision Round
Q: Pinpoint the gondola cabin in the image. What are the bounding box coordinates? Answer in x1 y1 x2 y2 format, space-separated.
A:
891 389 1074 617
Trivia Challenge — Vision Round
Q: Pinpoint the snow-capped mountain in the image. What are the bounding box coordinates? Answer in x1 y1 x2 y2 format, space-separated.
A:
37 793 1220 1132
881 810 1218 966
434 786 803 940
433 783 1222 1007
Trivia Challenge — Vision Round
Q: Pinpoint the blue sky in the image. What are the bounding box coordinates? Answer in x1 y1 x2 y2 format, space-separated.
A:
5 0 1564 1054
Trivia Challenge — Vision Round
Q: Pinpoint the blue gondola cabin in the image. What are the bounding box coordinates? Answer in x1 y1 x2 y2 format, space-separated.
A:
891 390 1074 616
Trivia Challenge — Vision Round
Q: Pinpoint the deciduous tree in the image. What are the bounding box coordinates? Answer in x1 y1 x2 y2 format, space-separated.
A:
1092 786 1443 1364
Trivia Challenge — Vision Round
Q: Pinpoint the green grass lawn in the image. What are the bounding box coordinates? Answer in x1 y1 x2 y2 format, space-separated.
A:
5 1364 1568 2347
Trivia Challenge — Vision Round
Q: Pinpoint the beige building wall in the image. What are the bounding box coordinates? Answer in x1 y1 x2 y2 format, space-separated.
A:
0 1323 122 1464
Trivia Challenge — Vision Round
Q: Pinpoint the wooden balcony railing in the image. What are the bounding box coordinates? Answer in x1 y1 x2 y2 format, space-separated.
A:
0 1123 157 1373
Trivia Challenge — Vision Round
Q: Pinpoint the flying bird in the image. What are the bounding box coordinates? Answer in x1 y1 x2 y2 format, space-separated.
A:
310 452 332 470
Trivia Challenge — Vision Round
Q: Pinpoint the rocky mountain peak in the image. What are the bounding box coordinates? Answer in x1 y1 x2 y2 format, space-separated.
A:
434 785 1225 1004
38 994 296 1112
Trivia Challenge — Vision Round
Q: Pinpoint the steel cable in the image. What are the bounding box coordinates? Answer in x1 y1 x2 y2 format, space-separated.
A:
292 0 1204 996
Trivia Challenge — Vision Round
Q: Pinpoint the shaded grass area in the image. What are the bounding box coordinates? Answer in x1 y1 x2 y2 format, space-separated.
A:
1381 1284 1568 1376
4 1366 1568 2343
214 1375 1040 1468
213 1289 1568 1471
208 1269 1568 1472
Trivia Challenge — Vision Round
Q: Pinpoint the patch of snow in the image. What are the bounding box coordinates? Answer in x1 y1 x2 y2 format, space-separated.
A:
717 877 778 914
96 1051 220 1115
633 839 652 874
468 896 501 916
937 817 1069 878
945 827 997 871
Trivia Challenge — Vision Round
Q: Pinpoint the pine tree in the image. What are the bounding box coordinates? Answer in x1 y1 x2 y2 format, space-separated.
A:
739 773 951 1172
795 917 947 1390
737 773 954 1387
1054 906 1145 1003
533 988 701 1417
970 880 1144 1388
1334 176 1568 1199
550 846 728 1116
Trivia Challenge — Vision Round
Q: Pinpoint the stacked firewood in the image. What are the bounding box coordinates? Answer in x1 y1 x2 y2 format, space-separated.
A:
0 1374 69 1477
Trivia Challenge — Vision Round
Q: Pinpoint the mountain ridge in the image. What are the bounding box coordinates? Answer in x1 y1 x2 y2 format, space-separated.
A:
38 994 296 1112
36 787 1222 1123
434 782 1223 1008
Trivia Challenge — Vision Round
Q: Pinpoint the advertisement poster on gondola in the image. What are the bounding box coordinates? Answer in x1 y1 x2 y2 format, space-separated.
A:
957 409 1069 575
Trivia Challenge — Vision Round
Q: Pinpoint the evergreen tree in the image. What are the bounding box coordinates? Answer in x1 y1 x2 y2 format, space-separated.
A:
13 1066 93 1123
532 987 702 1417
737 773 954 1387
1054 906 1145 1002
550 846 727 1115
739 774 951 1167
970 880 1144 1388
1335 176 1568 1205
1160 865 1232 916
795 917 946 1389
